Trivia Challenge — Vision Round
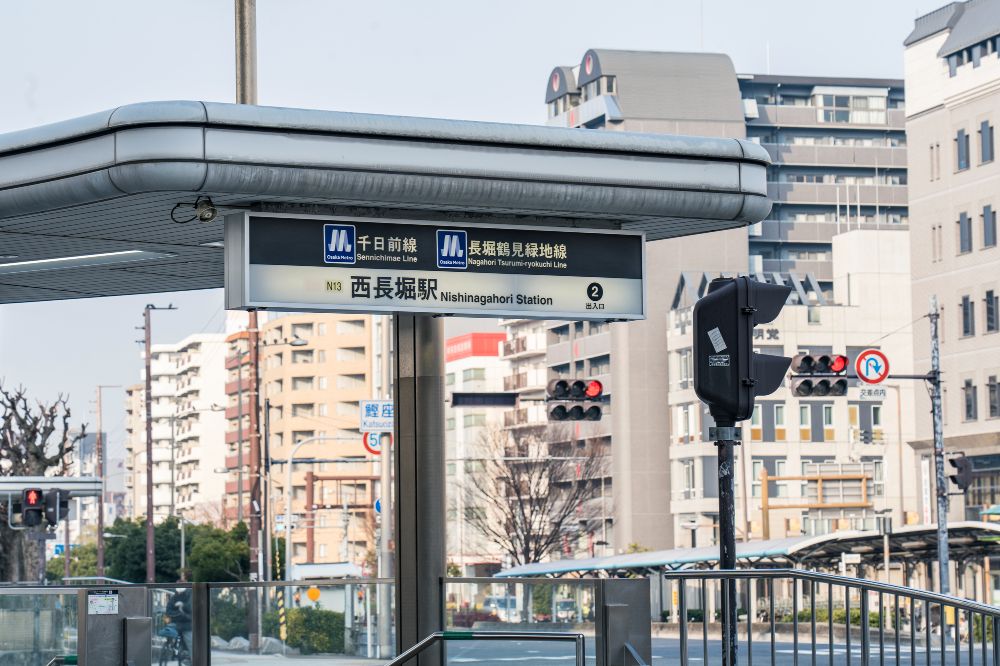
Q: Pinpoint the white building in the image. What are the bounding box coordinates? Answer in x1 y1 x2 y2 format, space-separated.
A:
124 333 228 523
445 332 508 575
667 228 918 548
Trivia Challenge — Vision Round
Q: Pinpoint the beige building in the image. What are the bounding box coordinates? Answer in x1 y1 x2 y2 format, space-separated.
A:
222 314 376 569
905 3 1000 535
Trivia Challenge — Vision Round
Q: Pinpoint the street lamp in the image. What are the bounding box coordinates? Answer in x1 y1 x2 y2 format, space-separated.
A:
680 520 700 548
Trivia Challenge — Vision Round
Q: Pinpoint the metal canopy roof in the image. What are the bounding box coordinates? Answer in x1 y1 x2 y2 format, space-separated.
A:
0 101 769 304
496 522 1000 577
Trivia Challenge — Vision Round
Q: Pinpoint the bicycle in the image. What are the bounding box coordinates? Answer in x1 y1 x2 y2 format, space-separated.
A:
158 617 192 666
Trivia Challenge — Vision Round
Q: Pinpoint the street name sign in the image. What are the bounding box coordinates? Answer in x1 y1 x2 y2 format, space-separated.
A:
225 213 646 320
360 400 394 433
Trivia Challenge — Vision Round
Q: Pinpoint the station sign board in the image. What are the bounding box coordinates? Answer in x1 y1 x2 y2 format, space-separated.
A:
225 213 646 320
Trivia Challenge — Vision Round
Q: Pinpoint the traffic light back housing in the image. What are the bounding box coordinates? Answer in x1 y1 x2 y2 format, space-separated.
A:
693 277 792 424
949 455 974 491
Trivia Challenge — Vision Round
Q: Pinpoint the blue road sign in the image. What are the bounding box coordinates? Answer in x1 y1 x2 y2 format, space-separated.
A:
374 498 382 514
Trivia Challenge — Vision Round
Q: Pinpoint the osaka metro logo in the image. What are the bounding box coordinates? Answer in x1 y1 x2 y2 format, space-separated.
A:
324 224 356 264
436 229 467 269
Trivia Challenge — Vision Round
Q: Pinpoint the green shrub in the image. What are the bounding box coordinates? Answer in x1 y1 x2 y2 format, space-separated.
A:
211 596 249 641
263 607 344 654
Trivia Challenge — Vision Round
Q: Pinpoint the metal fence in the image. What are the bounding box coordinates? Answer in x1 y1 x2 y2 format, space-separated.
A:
3 570 998 665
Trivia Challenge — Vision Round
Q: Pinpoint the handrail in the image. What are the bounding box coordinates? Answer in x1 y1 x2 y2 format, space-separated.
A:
455 568 1000 619
383 630 585 666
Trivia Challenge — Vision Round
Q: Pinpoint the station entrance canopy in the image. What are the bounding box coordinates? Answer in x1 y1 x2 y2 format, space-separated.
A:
496 522 1000 577
0 101 769 304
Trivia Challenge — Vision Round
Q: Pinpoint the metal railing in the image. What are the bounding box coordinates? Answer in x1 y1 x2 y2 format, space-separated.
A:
657 569 1000 666
384 630 585 666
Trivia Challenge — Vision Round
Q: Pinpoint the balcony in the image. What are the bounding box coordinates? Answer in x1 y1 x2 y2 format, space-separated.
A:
767 182 907 207
225 402 251 420
225 479 251 494
761 143 907 169
501 336 545 359
503 406 546 429
749 104 905 129
225 452 248 469
225 430 244 444
225 378 251 395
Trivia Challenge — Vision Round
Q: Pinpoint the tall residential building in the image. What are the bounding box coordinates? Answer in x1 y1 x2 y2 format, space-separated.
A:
233 314 376 568
905 2 1000 529
123 334 228 523
540 49 910 553
668 229 917 548
444 332 507 575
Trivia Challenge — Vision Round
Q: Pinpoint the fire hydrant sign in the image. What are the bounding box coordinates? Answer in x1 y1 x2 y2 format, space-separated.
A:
225 213 646 320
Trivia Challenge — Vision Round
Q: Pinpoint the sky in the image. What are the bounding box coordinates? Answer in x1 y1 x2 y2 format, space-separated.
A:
0 0 939 459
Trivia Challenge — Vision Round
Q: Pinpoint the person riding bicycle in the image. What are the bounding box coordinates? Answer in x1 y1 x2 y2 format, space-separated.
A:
159 589 193 665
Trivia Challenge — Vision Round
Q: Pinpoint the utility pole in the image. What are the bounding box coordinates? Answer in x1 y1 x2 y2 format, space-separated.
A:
141 304 177 583
237 355 245 523
929 295 949 595
95 384 120 577
714 426 740 666
235 0 261 650
169 415 177 517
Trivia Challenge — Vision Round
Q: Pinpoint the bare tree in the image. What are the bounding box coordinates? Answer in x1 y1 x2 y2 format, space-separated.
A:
0 385 86 581
460 425 608 567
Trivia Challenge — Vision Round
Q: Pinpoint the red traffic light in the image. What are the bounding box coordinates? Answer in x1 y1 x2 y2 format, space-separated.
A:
23 488 43 507
829 355 848 374
584 380 603 399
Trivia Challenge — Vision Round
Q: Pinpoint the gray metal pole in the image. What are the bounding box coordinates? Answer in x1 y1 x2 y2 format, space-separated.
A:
144 305 155 583
394 314 446 663
234 0 257 106
96 387 105 577
929 295 950 595
716 432 738 666
170 415 176 517
379 317 394 658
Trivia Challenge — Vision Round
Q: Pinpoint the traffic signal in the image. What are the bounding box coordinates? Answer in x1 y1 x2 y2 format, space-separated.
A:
547 379 604 421
790 353 849 397
859 429 874 444
693 276 792 424
21 488 44 527
45 488 69 526
949 455 974 491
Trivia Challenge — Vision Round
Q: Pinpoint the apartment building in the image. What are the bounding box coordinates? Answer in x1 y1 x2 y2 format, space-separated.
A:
444 332 507 574
537 49 910 553
905 1 1000 526
668 229 917 546
123 333 228 523
229 314 376 568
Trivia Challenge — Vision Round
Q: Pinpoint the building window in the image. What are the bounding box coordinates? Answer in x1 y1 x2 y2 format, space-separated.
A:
677 349 693 387
750 405 762 441
962 295 976 336
985 205 997 248
807 307 821 325
682 459 696 499
292 349 314 364
291 403 314 418
959 212 973 253
981 121 995 163
463 413 486 428
987 290 999 333
462 368 486 382
752 460 763 497
292 376 314 391
446 417 455 431
956 129 970 171
590 354 611 375
445 373 455 386
822 405 833 427
964 379 979 421
872 405 883 428
291 323 313 339
774 405 786 441
988 376 1000 418
799 405 811 441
